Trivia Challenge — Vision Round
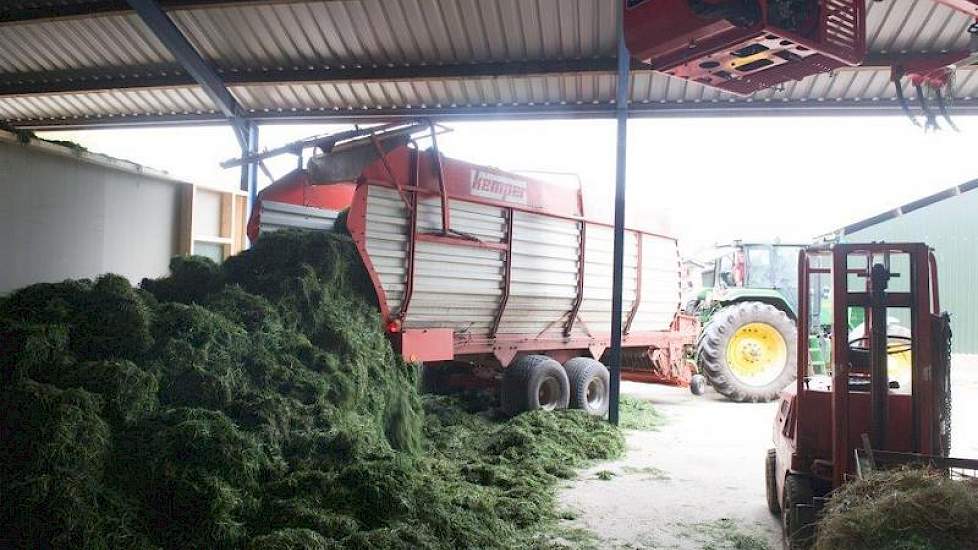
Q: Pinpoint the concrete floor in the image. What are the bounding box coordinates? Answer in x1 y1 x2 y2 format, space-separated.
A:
558 355 978 550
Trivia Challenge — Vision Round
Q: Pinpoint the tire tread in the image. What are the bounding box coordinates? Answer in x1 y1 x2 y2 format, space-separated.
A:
697 302 796 402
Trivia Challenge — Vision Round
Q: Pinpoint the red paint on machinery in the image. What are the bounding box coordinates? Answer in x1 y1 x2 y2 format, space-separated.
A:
246 169 355 242
261 124 699 388
623 0 865 95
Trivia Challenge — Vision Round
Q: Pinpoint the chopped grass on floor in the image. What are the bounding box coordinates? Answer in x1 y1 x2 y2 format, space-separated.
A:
536 524 604 550
621 465 671 480
0 229 624 550
618 395 667 431
595 470 616 481
814 467 978 550
680 519 770 550
557 508 579 521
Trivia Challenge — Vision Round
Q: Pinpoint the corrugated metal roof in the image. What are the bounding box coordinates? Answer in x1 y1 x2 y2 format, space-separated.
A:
171 0 618 67
866 0 976 53
0 0 976 126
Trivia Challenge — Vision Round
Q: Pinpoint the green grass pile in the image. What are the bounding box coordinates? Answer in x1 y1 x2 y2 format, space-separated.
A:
814 467 978 550
618 395 667 431
0 229 623 549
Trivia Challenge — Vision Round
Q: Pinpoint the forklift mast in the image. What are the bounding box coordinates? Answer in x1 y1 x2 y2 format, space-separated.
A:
796 243 944 487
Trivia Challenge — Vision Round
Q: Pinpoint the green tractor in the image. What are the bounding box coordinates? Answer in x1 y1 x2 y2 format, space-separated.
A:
687 242 818 402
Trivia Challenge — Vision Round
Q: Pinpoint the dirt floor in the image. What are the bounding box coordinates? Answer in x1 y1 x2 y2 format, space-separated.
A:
558 355 978 550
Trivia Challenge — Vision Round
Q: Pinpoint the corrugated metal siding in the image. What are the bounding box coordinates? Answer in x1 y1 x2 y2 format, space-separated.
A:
497 211 579 336
257 200 338 234
407 194 506 337
842 189 978 353
359 183 680 344
364 185 409 313
578 224 639 333
627 235 682 333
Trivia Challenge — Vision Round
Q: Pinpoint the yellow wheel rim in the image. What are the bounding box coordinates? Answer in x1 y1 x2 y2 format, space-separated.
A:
726 322 788 386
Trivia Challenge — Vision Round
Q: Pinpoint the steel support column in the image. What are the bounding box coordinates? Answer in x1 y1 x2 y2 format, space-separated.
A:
124 0 270 173
608 0 630 426
240 120 259 244
127 0 267 246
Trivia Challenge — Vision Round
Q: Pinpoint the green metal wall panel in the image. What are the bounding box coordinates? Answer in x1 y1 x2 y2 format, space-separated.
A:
843 189 978 354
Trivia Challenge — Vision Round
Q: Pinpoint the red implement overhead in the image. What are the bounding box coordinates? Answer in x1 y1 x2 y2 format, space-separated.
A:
885 0 978 131
623 0 865 95
890 51 974 131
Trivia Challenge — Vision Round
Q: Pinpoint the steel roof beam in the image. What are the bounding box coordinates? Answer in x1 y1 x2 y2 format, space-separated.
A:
0 58 637 97
3 58 975 98
12 98 978 130
124 0 248 146
123 0 274 181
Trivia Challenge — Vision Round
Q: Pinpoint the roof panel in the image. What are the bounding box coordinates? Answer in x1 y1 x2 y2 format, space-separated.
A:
0 0 976 126
0 13 171 74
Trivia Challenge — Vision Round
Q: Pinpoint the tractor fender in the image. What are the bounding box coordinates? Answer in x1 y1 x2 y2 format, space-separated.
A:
712 290 796 320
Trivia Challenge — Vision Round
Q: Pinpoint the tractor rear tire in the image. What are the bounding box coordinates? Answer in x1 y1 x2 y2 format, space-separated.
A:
501 355 570 416
697 302 796 402
563 358 610 416
765 448 781 515
783 474 815 549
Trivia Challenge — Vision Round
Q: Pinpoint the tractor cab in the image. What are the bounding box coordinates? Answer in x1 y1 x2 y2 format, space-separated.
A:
767 243 961 548
704 242 804 313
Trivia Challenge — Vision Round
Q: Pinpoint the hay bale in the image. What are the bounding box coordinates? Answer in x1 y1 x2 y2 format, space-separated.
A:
814 468 978 550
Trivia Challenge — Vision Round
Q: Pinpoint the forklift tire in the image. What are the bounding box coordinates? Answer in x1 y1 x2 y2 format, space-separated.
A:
765 448 781 515
501 355 570 416
783 474 816 549
563 358 610 416
697 302 797 402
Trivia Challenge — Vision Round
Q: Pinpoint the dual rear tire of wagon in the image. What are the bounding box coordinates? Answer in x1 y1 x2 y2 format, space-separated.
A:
501 355 610 417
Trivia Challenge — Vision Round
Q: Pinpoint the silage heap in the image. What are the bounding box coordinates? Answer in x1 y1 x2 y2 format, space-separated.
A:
0 229 623 550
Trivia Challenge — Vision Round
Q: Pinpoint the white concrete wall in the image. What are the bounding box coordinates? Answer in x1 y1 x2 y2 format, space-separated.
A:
0 137 183 293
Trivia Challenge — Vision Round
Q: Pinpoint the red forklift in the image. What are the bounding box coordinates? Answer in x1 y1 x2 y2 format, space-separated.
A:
766 243 965 547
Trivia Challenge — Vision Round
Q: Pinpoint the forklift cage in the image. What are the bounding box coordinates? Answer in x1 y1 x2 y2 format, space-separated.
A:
797 243 944 487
